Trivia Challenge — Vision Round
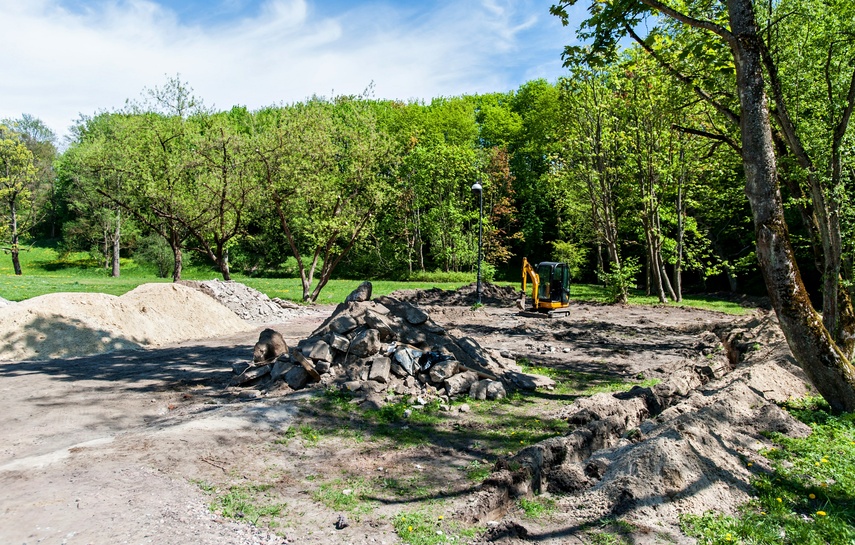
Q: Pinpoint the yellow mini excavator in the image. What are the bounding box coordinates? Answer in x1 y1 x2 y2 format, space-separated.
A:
518 257 571 317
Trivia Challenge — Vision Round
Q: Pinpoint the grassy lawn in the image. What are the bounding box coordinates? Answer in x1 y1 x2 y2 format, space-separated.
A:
1 242 749 314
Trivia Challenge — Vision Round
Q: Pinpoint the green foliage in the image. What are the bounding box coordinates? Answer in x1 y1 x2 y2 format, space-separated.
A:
680 403 855 544
393 510 474 545
206 483 286 527
597 257 641 304
134 234 173 278
550 240 588 280
518 496 557 519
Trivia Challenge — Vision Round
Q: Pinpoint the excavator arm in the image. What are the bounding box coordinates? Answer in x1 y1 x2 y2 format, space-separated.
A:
520 257 540 310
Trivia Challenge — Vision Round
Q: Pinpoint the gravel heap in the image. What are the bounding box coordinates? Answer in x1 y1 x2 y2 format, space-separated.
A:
228 296 550 405
179 280 315 325
390 282 523 307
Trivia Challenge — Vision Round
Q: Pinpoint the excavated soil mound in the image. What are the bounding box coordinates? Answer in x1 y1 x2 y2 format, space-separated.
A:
178 279 315 324
467 312 816 541
391 282 523 307
0 283 253 361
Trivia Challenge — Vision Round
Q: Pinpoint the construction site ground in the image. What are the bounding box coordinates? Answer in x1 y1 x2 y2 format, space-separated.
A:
0 286 811 545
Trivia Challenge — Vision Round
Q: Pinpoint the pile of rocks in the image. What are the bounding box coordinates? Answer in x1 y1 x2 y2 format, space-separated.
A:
228 294 521 406
180 280 315 324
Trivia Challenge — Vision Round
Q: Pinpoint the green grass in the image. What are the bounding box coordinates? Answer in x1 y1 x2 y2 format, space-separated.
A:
393 509 476 545
680 397 855 544
3 241 749 315
200 482 287 528
518 496 557 519
312 476 374 516
517 359 661 397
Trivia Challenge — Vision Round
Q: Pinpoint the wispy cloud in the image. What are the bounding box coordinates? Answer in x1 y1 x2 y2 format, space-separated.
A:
0 0 582 139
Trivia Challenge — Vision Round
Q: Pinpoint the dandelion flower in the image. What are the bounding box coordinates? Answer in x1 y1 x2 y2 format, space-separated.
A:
725 533 732 541
408 526 413 532
821 458 829 463
747 462 753 467
438 515 444 520
776 497 782 503
809 493 816 499
816 511 827 517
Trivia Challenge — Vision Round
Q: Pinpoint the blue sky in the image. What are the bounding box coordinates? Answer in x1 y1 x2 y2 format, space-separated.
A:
1 1 586 141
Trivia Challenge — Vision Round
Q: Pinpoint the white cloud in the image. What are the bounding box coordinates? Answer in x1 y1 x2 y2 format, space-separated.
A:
0 0 580 140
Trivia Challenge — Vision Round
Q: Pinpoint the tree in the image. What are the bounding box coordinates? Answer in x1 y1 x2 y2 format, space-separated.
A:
254 97 394 302
552 0 855 411
0 125 38 275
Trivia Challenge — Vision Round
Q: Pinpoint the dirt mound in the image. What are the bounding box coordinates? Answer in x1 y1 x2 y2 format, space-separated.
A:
179 280 314 324
391 282 523 307
466 312 814 539
0 283 253 361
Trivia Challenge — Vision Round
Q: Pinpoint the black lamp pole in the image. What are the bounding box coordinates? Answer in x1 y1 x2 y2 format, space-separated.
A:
471 181 483 305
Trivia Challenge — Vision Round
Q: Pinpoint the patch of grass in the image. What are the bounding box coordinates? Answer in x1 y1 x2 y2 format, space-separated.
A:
463 460 493 482
378 475 431 499
393 509 475 545
680 401 855 544
517 362 660 397
313 477 374 517
518 496 557 519
205 483 286 528
569 283 749 315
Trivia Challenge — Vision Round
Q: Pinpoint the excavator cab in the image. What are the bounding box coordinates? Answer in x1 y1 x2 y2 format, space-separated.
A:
521 258 571 316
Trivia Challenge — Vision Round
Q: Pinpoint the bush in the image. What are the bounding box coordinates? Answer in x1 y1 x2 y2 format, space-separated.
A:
134 234 173 278
597 257 640 304
404 269 477 283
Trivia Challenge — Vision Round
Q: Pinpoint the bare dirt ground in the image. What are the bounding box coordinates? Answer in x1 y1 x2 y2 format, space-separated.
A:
0 284 813 545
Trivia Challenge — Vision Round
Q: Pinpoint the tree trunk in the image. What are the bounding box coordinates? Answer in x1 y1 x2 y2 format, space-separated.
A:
171 242 182 282
727 0 855 412
675 164 684 302
111 209 121 278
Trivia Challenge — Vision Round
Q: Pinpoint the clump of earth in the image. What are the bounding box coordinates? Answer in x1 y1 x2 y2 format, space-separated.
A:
0 281 817 544
391 282 523 307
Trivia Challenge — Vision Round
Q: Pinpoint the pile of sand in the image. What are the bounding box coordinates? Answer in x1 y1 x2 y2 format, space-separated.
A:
0 283 253 362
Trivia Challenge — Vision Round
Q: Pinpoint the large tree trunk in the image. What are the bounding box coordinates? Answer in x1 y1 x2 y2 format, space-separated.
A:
111 210 120 278
727 0 855 412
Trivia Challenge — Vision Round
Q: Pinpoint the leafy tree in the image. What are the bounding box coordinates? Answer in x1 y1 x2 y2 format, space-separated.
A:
551 0 855 411
254 97 394 302
0 125 37 275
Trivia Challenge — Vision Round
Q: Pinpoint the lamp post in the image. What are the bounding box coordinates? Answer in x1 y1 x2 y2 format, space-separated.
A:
471 181 483 305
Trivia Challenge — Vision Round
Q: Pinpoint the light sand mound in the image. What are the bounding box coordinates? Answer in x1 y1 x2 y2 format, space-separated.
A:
0 283 252 361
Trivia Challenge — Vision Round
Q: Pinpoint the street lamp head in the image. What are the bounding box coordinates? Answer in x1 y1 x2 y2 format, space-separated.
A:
471 182 482 195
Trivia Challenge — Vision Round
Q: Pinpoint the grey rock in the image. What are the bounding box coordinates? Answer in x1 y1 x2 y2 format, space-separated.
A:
230 364 271 386
444 371 479 397
284 366 309 390
344 381 363 392
314 360 331 374
369 356 392 383
390 362 408 378
270 359 294 382
329 315 359 334
345 281 373 303
486 380 507 400
328 333 350 353
429 359 459 383
469 379 490 400
404 306 429 325
232 361 251 375
393 347 422 375
302 339 333 362
350 329 381 358
364 311 395 342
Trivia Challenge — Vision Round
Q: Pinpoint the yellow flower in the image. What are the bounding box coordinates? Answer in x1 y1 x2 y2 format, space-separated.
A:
821 458 829 463
809 493 816 499
408 526 413 532
725 533 732 541
776 497 783 503
520 440 524 444
438 515 444 520
747 462 753 467
815 462 821 466
816 511 827 517
820 483 828 488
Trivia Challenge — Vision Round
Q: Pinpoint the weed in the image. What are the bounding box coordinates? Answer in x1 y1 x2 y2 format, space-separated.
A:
313 477 374 516
518 496 557 519
463 460 492 482
208 484 286 527
393 509 475 545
